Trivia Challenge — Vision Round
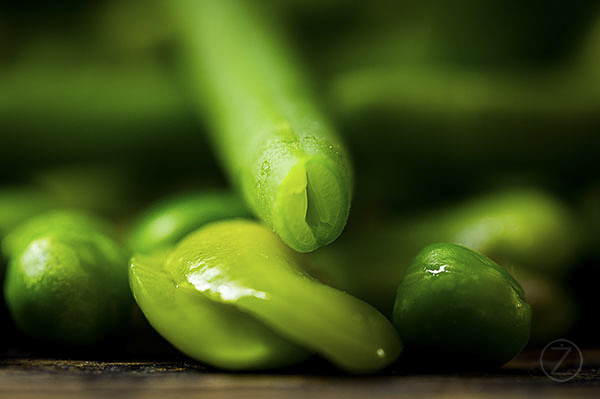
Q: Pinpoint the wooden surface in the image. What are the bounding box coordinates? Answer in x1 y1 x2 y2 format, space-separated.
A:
1 348 599 398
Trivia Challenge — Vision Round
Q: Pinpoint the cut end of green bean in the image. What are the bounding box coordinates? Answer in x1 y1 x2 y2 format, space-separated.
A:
275 158 351 253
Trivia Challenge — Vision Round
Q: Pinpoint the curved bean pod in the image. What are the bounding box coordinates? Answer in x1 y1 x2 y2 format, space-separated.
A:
130 220 401 371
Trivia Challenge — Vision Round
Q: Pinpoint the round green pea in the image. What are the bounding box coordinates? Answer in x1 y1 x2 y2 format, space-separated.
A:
392 243 531 368
3 211 131 344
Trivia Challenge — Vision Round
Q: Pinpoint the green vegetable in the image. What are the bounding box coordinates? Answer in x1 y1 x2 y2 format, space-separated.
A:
408 188 582 274
128 190 251 253
314 188 581 315
130 220 401 371
3 211 131 344
393 243 531 367
165 0 353 252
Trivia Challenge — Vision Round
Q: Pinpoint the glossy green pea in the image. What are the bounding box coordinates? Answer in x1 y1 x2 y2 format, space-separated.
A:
3 211 131 344
130 220 401 371
393 243 531 367
313 187 581 316
128 190 251 254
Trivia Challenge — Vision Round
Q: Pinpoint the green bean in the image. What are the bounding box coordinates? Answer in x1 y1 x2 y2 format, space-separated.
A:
130 220 401 371
165 0 353 252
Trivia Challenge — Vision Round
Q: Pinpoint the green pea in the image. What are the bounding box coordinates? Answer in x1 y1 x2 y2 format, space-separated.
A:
393 243 531 368
130 220 401 371
128 190 251 254
313 188 580 316
3 211 131 344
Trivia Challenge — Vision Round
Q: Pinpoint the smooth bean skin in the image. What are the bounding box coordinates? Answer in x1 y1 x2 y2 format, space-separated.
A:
165 0 353 253
130 220 401 372
393 243 531 368
130 248 310 370
3 211 131 344
128 191 251 253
